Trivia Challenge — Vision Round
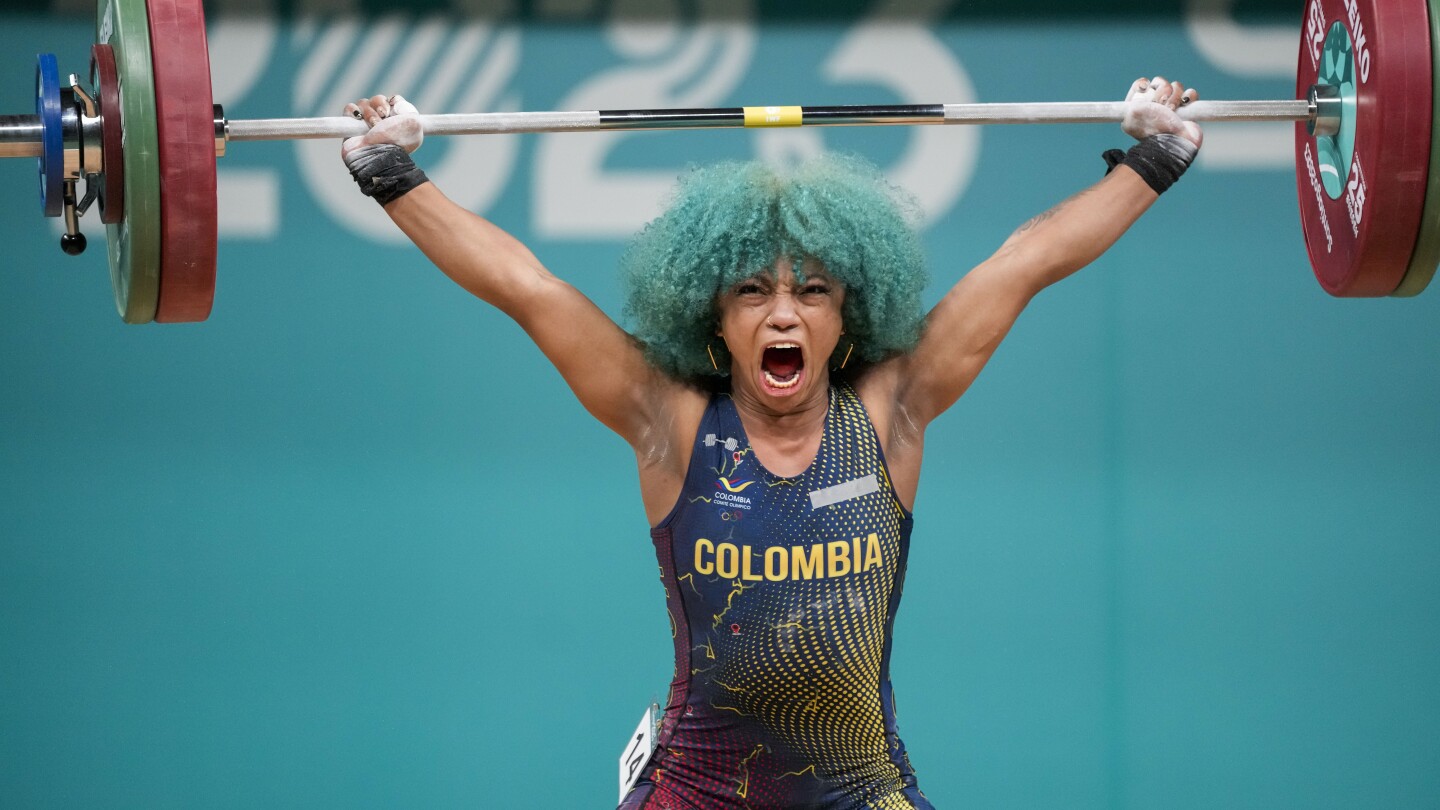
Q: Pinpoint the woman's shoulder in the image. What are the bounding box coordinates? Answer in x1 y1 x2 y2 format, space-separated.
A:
654 372 718 436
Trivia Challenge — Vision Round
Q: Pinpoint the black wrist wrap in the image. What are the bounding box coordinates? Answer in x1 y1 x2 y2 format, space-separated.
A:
347 143 429 206
1104 133 1198 195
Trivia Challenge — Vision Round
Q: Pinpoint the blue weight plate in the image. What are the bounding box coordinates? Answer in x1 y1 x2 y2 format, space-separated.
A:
35 53 63 218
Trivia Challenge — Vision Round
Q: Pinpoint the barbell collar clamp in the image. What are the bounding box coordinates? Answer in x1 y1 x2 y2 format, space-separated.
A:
57 87 80 181
60 177 85 255
70 74 103 176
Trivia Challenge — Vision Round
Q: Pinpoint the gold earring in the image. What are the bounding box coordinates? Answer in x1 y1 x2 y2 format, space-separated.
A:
707 343 719 371
840 341 854 370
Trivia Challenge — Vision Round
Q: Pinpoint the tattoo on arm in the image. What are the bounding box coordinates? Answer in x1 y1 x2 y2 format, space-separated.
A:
1008 186 1096 241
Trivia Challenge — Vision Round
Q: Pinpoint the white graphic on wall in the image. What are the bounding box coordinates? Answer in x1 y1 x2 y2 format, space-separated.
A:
210 0 281 238
292 8 523 242
535 0 975 237
1184 0 1293 170
47 0 284 238
533 0 759 238
810 0 977 225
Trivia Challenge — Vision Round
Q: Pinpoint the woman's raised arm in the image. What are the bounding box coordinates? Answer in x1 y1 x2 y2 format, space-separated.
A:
861 77 1204 468
342 95 695 449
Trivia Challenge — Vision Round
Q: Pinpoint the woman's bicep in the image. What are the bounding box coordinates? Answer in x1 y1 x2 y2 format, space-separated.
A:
385 185 680 444
889 256 1038 426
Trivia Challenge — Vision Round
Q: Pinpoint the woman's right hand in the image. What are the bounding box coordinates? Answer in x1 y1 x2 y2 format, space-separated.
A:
1121 76 1203 149
340 94 423 166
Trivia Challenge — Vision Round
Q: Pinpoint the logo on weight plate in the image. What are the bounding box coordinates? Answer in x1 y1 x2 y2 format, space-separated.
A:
1342 0 1371 83
1346 156 1366 237
1305 0 1325 70
1303 142 1335 254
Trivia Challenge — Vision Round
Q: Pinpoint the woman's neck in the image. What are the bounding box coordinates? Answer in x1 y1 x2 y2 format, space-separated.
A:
730 377 831 477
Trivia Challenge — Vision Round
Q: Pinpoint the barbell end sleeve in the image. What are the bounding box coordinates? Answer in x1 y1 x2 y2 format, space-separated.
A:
0 114 44 158
214 105 228 158
1307 85 1342 137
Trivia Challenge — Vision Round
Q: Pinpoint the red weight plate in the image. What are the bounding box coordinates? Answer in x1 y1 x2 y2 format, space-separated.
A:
146 0 217 322
90 44 124 225
1295 0 1433 297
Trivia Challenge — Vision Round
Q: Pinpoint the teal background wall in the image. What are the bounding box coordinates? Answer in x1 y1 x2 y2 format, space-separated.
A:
2 1 1438 807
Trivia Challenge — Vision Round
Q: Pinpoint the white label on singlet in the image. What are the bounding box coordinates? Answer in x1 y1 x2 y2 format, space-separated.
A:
618 703 660 801
809 474 879 510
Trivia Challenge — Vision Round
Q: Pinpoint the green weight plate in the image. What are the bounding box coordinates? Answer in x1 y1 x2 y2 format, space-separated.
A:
1393 0 1440 297
98 0 161 324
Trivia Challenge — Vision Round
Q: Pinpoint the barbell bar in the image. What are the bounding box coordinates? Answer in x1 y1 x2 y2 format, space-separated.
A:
0 0 1435 323
223 99 1317 142
0 100 1321 158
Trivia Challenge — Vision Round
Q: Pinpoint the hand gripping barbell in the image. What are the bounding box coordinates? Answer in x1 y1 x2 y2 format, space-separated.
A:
0 0 1436 323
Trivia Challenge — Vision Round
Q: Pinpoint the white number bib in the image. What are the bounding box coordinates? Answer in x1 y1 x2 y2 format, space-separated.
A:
618 703 660 801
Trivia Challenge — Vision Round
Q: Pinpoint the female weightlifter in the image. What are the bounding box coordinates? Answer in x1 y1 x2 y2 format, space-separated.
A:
339 76 1203 810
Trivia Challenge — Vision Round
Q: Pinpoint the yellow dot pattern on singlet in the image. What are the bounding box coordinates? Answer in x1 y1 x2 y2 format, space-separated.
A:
705 383 916 808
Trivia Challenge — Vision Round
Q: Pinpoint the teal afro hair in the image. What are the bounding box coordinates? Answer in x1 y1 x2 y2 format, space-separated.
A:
620 153 929 380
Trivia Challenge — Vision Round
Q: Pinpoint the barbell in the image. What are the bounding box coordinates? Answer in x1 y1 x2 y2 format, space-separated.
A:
0 0 1436 323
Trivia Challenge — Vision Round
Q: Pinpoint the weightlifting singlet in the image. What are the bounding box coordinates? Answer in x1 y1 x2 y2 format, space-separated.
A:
622 382 931 810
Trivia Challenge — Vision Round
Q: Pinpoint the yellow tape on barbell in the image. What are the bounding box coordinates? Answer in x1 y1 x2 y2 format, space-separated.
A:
743 106 802 127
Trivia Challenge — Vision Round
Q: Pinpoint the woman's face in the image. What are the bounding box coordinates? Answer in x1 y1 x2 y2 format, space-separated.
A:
715 257 846 408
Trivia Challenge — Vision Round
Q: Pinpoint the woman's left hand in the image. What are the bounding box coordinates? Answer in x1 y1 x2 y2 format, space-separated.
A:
340 94 424 164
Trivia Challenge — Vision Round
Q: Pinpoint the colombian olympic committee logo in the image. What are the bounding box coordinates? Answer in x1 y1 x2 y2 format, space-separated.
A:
713 476 754 513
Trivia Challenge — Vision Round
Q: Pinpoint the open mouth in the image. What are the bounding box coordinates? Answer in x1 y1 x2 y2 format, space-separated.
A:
761 343 804 390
